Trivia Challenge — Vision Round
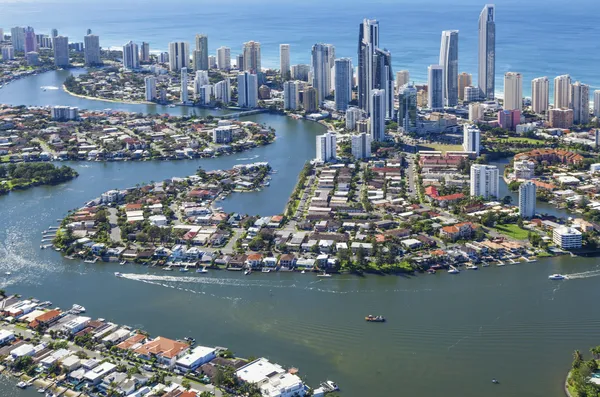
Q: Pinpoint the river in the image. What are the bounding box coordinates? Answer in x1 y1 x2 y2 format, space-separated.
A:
0 71 599 397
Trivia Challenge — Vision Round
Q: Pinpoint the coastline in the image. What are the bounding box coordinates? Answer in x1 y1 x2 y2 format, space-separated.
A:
62 84 154 105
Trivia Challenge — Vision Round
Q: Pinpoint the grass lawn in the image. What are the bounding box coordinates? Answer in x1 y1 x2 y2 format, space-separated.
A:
498 137 545 145
418 143 464 153
494 223 530 240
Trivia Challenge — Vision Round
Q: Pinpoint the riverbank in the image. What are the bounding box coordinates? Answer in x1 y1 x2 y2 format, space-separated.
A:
62 84 154 105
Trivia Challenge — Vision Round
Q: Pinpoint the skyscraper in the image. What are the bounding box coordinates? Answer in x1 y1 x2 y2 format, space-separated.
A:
122 41 139 70
168 42 190 72
571 81 590 125
351 133 372 159
470 164 499 200
194 34 209 71
549 108 574 128
358 19 379 113
398 85 417 133
463 124 481 155
214 79 231 104
346 107 364 130
10 27 25 52
52 36 69 67
458 72 472 101
503 72 523 111
594 91 600 118
24 27 37 54
84 34 101 66
334 58 352 112
316 132 337 162
554 74 571 109
217 47 231 71
140 42 150 62
193 71 209 96
145 76 157 101
1 46 15 61
374 48 394 119
518 181 536 219
311 43 335 105
478 4 496 100
531 77 549 114
283 81 300 110
280 44 290 80
51 29 58 39
291 64 310 82
237 71 258 108
242 41 261 73
427 65 443 111
439 30 459 107
370 89 385 142
180 68 189 103
395 70 410 92
303 87 318 113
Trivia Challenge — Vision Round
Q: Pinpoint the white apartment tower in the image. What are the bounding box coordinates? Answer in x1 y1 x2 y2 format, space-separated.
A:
214 79 231 104
237 71 258 108
571 81 590 125
554 74 571 109
370 89 386 142
439 30 459 107
169 41 190 72
470 164 499 200
594 90 600 118
145 76 157 101
140 42 150 62
280 44 290 80
311 43 335 105
518 181 536 219
283 81 300 110
180 67 189 104
122 41 139 70
316 132 337 162
243 41 261 73
351 133 372 159
217 46 231 71
83 34 101 66
531 77 549 114
334 58 352 112
395 70 410 92
52 36 69 67
427 65 444 111
503 72 523 111
463 125 481 155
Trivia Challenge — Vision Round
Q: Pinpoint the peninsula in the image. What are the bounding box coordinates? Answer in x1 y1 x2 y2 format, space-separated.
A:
0 162 78 194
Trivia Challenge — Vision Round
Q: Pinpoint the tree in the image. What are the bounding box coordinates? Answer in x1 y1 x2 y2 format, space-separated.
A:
181 379 191 390
573 350 584 369
502 195 513 205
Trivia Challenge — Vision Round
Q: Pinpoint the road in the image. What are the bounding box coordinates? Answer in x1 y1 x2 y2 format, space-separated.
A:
404 154 418 199
107 208 122 243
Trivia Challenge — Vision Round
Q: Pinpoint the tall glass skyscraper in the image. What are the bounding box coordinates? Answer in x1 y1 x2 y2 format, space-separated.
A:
439 30 458 107
478 4 495 100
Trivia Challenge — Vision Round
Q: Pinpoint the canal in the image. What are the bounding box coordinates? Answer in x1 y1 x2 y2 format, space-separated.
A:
0 71 598 397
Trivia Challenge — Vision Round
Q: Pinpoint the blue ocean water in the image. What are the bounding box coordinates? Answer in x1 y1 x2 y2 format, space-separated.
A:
1 0 599 97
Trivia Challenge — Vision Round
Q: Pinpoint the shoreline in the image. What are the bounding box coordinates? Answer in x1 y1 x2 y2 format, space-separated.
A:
62 84 154 105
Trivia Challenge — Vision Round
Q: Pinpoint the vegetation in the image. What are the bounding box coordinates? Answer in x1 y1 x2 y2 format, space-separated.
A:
567 349 600 397
0 163 78 194
493 223 530 240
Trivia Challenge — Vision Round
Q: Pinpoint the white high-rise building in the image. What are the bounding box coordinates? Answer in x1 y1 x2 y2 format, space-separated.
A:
594 91 600 118
427 65 443 111
553 227 582 250
217 46 231 71
193 71 209 98
531 77 549 114
503 72 523 111
311 43 335 105
52 36 69 67
169 42 190 72
283 81 300 110
237 71 258 108
397 85 417 133
370 89 385 142
571 81 590 125
554 74 572 109
518 181 536 219
470 164 499 200
439 30 459 107
315 131 337 162
346 107 364 130
84 34 101 66
214 79 231 104
194 34 209 71
1 46 15 61
180 67 189 104
198 85 212 105
144 76 157 101
351 133 372 159
358 18 379 113
122 41 139 70
478 4 495 99
242 41 261 73
51 106 79 121
140 42 150 62
514 160 535 180
395 70 410 91
334 58 352 112
463 125 481 155
10 27 25 52
469 102 484 122
279 44 290 80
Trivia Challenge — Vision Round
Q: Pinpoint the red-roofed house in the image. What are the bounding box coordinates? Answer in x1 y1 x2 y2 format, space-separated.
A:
29 309 62 329
134 337 189 367
439 222 476 241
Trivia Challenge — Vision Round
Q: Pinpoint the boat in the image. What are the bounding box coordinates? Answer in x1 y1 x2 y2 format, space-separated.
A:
4 271 11 276
427 268 436 274
466 264 479 270
262 268 271 273
163 267 173 271
323 381 339 391
114 272 123 277
301 270 306 274
119 260 126 265
179 268 189 272
196 267 208 274
244 270 251 275
548 274 566 280
492 379 499 384
448 268 460 274
72 304 86 313
38 388 46 393
317 272 332 278
16 381 28 389
365 315 386 323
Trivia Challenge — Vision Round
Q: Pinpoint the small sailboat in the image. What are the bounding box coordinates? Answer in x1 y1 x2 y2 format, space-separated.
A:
244 269 251 275
196 266 208 273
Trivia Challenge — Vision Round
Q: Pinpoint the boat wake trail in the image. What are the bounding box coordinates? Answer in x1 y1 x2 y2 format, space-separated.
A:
563 269 600 280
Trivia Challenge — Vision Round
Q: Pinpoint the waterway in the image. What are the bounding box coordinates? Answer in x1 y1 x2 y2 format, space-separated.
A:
0 71 599 397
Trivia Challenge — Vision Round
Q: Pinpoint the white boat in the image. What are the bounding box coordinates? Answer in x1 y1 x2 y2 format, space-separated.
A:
38 388 46 393
4 271 11 276
317 272 332 278
179 268 189 272
244 270 251 275
262 268 271 273
119 260 126 265
548 274 566 280
163 267 173 271
196 267 208 274
466 264 478 270
301 270 306 274
16 381 28 389
72 304 86 313
448 268 460 274
114 272 123 277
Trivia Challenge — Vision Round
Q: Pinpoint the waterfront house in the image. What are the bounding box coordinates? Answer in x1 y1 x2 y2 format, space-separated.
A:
91 243 106 255
278 254 296 269
40 348 70 368
175 345 217 373
263 257 278 268
228 255 247 270
83 362 117 386
62 316 91 334
246 253 263 268
116 333 147 352
236 358 306 397
439 222 476 241
28 309 62 329
134 337 190 368
295 258 315 270
351 242 373 254
60 355 81 372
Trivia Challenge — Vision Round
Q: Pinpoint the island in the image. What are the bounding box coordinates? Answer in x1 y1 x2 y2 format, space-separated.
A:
0 162 78 195
567 348 600 397
0 292 336 397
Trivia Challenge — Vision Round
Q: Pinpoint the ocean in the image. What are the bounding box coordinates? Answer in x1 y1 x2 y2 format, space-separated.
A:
1 0 599 97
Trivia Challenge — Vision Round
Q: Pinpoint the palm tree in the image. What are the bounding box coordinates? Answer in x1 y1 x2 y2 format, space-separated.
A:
573 350 584 369
590 346 600 359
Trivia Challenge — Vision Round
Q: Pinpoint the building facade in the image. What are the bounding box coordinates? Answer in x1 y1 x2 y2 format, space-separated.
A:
53 36 69 67
439 30 459 107
316 132 337 162
553 227 582 249
478 4 496 99
217 46 231 71
427 65 443 111
531 76 549 114
518 181 536 219
470 164 499 200
571 81 590 125
334 58 352 112
84 34 101 66
194 34 209 71
168 41 190 72
351 133 372 159
463 124 480 155
280 44 290 80
122 41 139 70
370 89 386 142
503 72 523 111
311 43 335 105
554 74 572 109
243 41 261 73
458 72 472 101
397 85 417 133
237 71 258 108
